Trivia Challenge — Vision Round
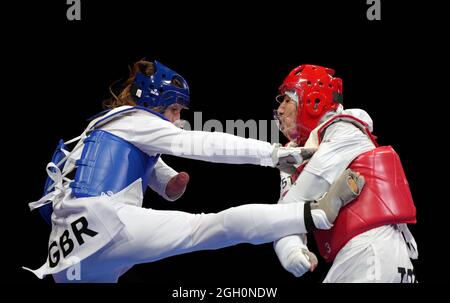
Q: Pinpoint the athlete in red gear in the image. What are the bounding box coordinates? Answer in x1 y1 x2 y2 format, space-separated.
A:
273 64 418 283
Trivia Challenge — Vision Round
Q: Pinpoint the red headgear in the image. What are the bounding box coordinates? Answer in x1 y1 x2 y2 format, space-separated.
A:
279 64 343 146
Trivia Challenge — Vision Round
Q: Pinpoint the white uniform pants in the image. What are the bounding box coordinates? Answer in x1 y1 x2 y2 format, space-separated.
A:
324 225 416 283
54 202 307 282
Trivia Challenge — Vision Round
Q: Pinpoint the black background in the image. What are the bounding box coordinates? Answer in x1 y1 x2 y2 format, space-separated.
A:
4 0 446 295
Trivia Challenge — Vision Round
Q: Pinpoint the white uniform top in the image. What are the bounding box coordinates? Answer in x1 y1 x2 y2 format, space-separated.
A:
303 108 375 184
275 108 417 282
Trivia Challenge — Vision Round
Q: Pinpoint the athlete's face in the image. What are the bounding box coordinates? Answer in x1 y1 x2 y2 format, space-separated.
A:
275 94 298 141
164 104 183 123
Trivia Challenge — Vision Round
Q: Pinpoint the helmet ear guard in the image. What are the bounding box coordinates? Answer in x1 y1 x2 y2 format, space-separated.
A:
278 64 343 145
131 60 190 110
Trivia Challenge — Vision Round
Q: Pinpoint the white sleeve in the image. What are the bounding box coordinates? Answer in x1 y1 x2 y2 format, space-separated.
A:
274 172 308 273
101 111 275 167
274 170 330 274
148 157 180 201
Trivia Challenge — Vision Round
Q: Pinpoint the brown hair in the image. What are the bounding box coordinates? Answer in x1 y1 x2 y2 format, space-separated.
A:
104 59 184 111
103 60 154 109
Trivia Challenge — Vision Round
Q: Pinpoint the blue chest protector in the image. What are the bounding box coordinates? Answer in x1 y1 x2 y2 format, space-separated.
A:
39 106 168 225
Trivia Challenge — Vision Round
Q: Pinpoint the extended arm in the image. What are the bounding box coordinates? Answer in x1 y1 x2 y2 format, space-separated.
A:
102 110 313 169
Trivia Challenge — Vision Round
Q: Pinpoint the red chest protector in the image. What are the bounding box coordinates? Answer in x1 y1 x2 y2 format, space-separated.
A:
292 115 416 262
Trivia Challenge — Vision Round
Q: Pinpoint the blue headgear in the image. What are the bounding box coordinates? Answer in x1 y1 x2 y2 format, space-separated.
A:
131 60 190 110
